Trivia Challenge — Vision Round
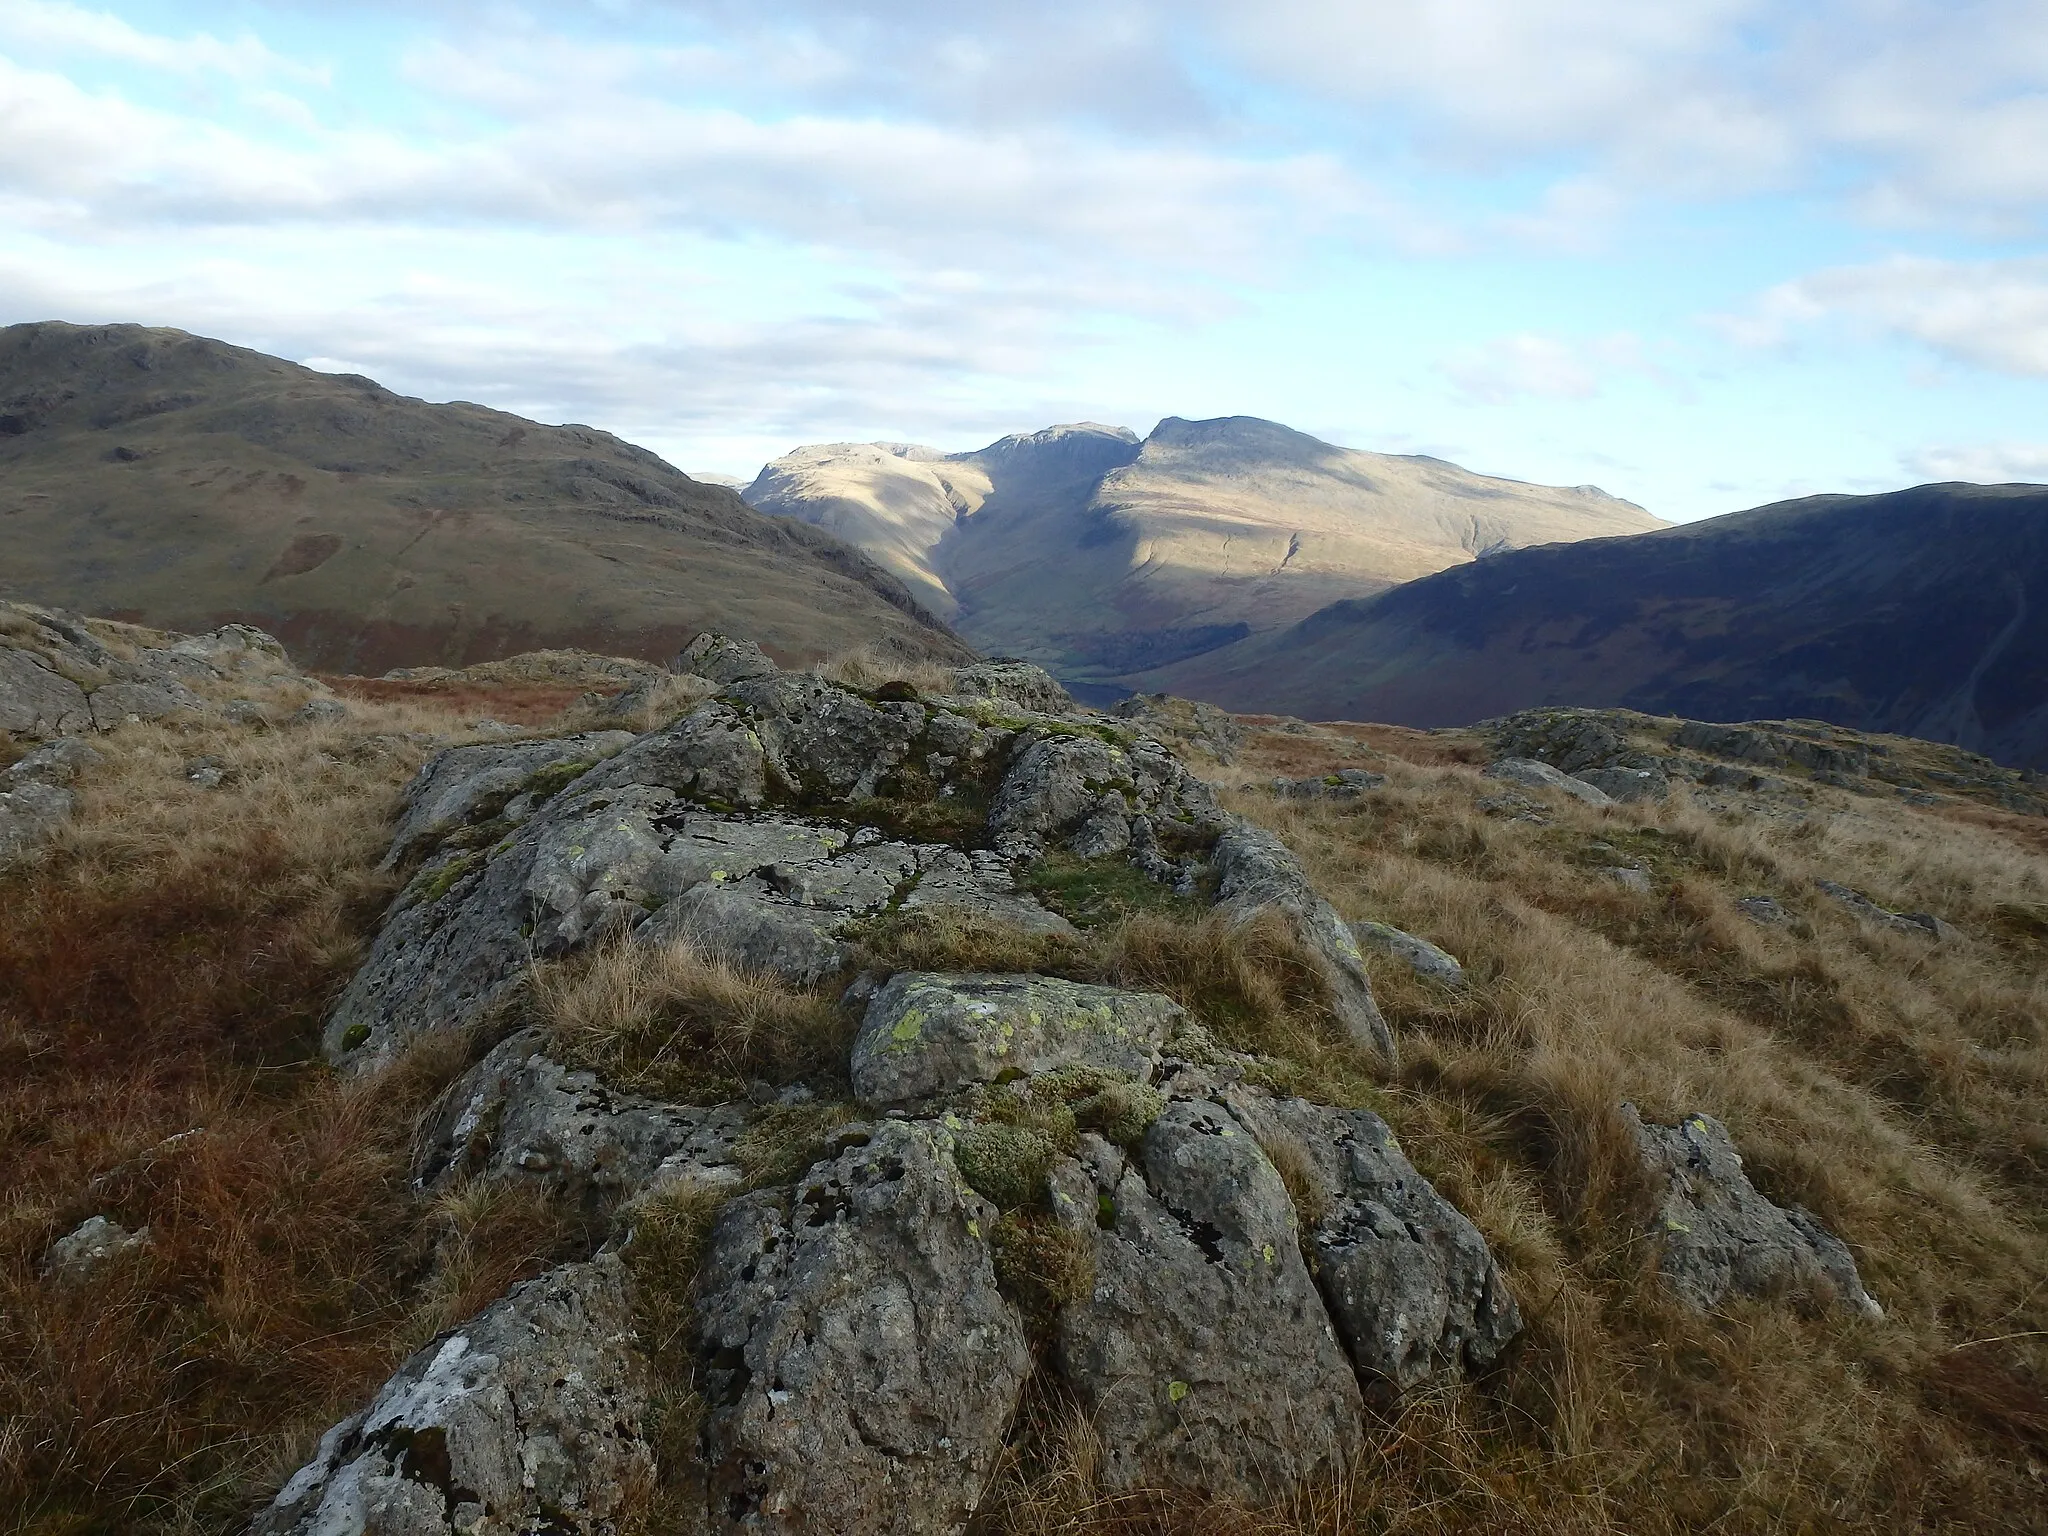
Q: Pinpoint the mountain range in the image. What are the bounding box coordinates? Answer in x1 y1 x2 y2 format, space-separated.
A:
744 416 1660 691
1151 482 2048 768
0 322 966 674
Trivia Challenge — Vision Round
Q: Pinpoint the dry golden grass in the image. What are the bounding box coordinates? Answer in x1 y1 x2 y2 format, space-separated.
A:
532 938 851 1104
990 719 2048 1536
811 640 960 697
0 688 576 1535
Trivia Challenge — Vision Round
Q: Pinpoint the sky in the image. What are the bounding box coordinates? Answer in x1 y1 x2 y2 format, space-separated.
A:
3 1 2047 521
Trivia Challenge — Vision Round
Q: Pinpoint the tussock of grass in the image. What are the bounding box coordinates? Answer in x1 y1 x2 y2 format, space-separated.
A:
1026 852 1206 929
811 642 960 698
532 938 850 1104
849 906 1097 978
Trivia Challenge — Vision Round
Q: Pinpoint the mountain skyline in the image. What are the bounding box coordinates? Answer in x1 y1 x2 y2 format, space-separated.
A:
3 2 2047 524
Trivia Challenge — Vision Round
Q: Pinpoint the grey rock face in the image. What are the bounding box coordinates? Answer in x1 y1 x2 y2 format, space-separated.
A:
1111 693 1243 765
1601 865 1652 894
1674 721 1870 779
1625 1105 1881 1317
1483 758 1615 807
851 972 1181 1106
1575 765 1669 802
384 733 635 870
671 631 779 685
724 671 924 802
949 658 1075 716
1211 819 1395 1062
1489 708 1633 775
1736 895 1788 925
90 678 203 729
253 1258 654 1536
1272 768 1386 800
576 703 772 807
1224 1093 1520 1391
0 646 93 736
1350 921 1465 988
0 777 74 862
987 729 1222 861
41 1215 152 1284
6 736 103 785
1815 880 1957 941
691 1120 1030 1535
1050 1103 1364 1498
415 1030 747 1214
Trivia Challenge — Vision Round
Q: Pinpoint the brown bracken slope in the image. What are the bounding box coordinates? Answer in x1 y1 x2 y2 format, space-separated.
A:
0 322 969 673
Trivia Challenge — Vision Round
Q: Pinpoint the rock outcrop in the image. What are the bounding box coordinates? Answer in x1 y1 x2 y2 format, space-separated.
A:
254 1258 654 1536
280 636 1551 1527
1625 1106 1881 1317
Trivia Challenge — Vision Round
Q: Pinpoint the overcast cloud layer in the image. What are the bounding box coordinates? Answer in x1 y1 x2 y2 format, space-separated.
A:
2 0 2046 518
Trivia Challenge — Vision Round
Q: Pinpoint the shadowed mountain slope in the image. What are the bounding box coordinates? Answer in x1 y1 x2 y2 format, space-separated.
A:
0 322 968 673
746 415 1658 691
1149 482 2048 768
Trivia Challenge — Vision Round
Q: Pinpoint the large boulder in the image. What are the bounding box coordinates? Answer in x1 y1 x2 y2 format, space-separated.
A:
1482 758 1615 807
414 1030 748 1214
253 1258 654 1536
670 632 778 686
1221 1091 1520 1391
947 658 1075 716
1049 1103 1364 1498
1211 819 1395 1062
1625 1106 1882 1317
850 972 1182 1106
0 645 93 736
690 1120 1030 1535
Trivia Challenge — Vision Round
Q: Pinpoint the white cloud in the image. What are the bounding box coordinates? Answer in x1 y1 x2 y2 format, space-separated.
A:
0 0 321 81
1902 443 2048 484
1735 256 2048 376
1440 331 1660 403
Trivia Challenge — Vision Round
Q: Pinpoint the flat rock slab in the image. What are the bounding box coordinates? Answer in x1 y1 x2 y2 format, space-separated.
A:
415 1029 748 1214
851 972 1182 1106
1049 1103 1364 1499
690 1120 1029 1535
254 1258 654 1536
1220 1090 1520 1392
384 733 635 869
1626 1105 1881 1317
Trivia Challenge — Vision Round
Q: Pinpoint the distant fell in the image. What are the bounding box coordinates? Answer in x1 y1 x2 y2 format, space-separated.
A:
1151 482 2048 768
745 415 1658 692
0 322 968 673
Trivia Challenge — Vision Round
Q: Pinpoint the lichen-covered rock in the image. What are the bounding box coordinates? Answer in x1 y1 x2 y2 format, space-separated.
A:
948 658 1075 716
1110 693 1243 765
987 728 1222 861
1575 765 1669 802
90 677 203 728
1221 1092 1520 1391
1211 819 1395 1062
0 645 92 736
851 972 1182 1106
1483 758 1615 806
1350 921 1465 989
384 732 635 869
414 1030 747 1214
41 1215 152 1285
1273 769 1386 800
1625 1105 1882 1317
0 777 74 862
1674 721 1870 778
1814 880 1957 941
252 1258 653 1536
6 735 103 785
1049 1104 1364 1498
690 1120 1030 1535
723 671 924 802
670 631 779 685
576 703 772 806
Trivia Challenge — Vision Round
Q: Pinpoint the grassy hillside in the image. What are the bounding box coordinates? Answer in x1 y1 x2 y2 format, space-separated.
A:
2 648 2043 1533
0 322 968 673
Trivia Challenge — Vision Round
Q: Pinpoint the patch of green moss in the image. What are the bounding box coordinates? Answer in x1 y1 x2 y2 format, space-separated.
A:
1025 853 1202 929
339 1022 371 1052
955 1122 1060 1210
521 758 597 802
415 851 483 905
991 1209 1095 1337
